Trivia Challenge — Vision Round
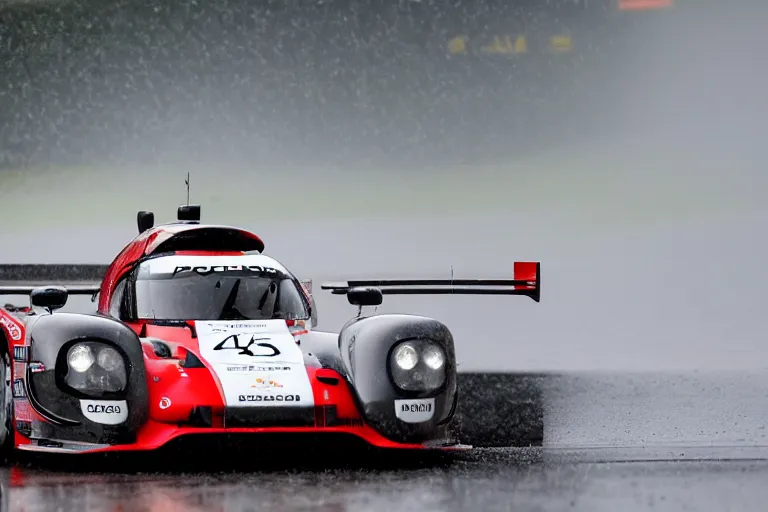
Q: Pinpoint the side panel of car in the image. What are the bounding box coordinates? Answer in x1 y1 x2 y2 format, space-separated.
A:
298 330 349 378
336 314 459 444
1 309 37 454
23 313 149 445
142 347 227 428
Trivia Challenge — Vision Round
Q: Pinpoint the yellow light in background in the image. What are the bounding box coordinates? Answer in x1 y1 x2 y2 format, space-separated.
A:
514 35 528 54
448 36 468 55
482 36 514 55
481 36 527 55
549 35 572 53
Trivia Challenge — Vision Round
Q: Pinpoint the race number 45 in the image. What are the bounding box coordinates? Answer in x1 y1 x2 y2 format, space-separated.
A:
213 333 281 357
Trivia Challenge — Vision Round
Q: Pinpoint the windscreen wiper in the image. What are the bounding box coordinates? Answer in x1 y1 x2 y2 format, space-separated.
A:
218 278 245 320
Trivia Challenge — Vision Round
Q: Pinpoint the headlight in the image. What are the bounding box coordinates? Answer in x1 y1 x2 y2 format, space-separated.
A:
64 342 127 394
67 345 95 373
97 347 123 372
389 340 447 392
422 345 445 370
393 343 419 370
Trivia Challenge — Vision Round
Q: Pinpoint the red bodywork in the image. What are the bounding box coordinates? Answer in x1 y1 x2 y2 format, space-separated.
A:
1 223 465 454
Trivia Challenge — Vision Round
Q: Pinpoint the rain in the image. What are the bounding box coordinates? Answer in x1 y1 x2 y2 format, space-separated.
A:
2 0 768 510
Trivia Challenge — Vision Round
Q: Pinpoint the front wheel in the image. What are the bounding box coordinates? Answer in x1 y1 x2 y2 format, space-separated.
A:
0 346 14 464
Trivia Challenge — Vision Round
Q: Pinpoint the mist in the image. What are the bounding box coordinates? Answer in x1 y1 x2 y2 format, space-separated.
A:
1 0 767 372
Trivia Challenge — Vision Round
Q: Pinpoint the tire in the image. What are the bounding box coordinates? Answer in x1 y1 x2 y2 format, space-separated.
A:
0 334 13 464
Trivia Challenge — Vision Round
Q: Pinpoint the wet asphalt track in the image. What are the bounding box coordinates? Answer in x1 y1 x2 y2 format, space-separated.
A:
5 445 768 512
5 371 768 512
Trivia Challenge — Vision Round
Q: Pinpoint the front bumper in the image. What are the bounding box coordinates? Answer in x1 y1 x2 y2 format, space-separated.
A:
16 419 466 454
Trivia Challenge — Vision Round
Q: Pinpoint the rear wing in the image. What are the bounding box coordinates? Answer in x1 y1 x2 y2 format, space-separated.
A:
321 261 541 302
0 264 108 295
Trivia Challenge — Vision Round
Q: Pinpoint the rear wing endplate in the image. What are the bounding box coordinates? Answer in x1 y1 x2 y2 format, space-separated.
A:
321 261 541 302
0 264 108 295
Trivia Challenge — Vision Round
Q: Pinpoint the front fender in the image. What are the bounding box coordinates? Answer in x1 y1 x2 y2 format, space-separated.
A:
339 314 458 444
25 313 148 445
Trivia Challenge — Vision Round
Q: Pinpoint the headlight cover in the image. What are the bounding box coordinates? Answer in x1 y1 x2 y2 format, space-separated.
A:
63 341 128 395
422 344 445 370
67 344 95 373
389 339 447 392
392 343 419 370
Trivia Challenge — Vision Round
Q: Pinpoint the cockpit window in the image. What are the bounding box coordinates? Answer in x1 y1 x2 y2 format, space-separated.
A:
133 260 309 321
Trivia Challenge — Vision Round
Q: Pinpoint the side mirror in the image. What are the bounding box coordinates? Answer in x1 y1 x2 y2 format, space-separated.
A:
347 287 383 307
30 286 68 313
300 279 318 328
137 211 155 234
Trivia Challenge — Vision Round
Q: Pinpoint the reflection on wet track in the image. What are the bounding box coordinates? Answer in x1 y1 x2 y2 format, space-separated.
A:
5 371 768 511
5 447 768 512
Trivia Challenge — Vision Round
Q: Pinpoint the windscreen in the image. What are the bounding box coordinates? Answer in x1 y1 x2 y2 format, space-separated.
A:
134 261 309 321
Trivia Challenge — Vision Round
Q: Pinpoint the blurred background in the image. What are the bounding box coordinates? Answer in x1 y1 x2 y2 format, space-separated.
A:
1 0 767 372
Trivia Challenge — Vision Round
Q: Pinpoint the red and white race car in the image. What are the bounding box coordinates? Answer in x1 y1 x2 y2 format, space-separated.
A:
0 204 540 460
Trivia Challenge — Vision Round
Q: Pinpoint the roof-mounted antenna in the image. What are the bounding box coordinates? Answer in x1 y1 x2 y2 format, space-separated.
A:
185 172 190 206
178 172 201 223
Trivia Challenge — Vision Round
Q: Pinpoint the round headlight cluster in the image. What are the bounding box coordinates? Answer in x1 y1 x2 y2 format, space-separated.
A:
65 342 127 394
393 344 419 370
67 344 95 373
422 345 445 370
389 340 447 392
97 347 124 372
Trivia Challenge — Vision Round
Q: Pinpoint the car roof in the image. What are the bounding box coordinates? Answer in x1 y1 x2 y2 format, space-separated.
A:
136 252 290 277
97 223 269 314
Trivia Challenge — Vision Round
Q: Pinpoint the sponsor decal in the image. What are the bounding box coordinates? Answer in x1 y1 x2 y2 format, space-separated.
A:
210 322 268 331
28 362 46 373
213 334 280 357
225 364 292 372
395 398 436 424
172 265 278 277
250 377 283 390
238 394 300 402
88 404 120 414
12 379 25 398
13 346 28 362
402 402 432 413
0 316 22 341
15 420 32 436
159 397 172 410
195 320 315 408
14 399 32 422
80 400 128 425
